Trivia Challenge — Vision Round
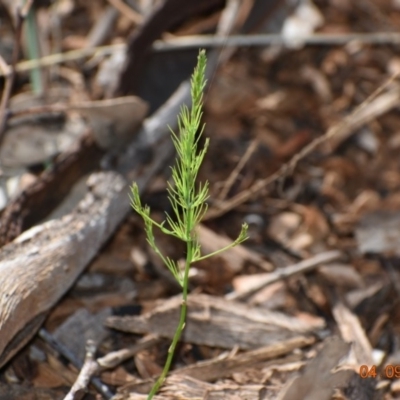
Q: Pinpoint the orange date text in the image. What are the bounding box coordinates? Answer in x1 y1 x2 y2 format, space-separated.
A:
359 365 400 379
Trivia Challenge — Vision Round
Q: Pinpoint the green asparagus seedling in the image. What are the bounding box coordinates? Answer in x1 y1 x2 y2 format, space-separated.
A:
130 50 248 400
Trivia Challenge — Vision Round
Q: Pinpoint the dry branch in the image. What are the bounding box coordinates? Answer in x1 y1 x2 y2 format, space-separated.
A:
5 32 400 77
0 172 129 367
226 250 343 301
63 340 99 400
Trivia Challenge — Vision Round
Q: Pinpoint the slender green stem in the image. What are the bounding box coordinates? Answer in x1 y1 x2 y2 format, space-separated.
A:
147 243 193 400
24 5 43 95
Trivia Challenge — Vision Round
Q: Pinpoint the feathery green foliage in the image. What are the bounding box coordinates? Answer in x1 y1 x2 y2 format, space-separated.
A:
130 50 248 399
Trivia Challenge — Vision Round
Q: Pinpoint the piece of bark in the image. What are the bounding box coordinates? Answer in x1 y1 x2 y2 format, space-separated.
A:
278 336 354 400
332 301 374 366
0 172 129 368
173 335 315 382
114 374 268 400
0 132 103 246
0 94 148 246
106 293 324 350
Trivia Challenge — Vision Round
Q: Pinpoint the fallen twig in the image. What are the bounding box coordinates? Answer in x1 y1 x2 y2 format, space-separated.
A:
61 335 161 400
226 250 343 301
4 33 400 77
39 329 114 399
217 139 258 201
63 340 110 400
153 32 400 51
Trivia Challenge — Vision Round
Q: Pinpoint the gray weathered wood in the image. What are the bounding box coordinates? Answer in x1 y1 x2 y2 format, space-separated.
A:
173 335 315 382
106 294 325 350
113 375 268 400
0 172 129 367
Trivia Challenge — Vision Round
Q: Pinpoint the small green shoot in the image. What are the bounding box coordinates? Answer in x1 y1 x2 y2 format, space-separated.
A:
130 50 248 399
24 3 43 95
